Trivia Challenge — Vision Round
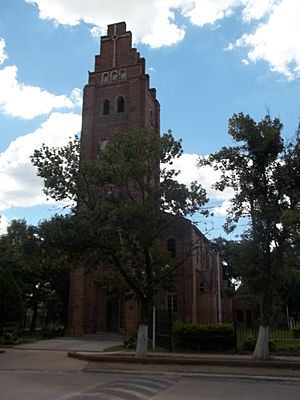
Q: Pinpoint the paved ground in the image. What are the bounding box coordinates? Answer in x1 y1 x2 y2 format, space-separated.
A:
15 333 122 352
1 336 300 399
1 368 300 400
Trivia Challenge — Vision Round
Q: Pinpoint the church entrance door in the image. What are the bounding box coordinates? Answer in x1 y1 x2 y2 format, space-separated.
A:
106 299 119 331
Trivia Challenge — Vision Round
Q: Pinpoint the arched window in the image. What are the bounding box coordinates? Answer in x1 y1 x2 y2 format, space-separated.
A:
99 138 108 151
116 96 125 113
111 70 118 82
167 238 176 258
103 99 110 115
102 72 109 84
150 110 154 126
119 69 126 80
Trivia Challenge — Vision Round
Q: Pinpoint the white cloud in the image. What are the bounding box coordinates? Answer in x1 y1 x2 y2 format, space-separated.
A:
164 152 234 201
0 214 9 235
25 0 186 47
0 65 81 119
236 0 300 80
213 199 231 216
70 88 83 107
24 1 300 78
0 38 8 65
0 112 81 211
241 58 249 65
182 0 239 26
241 0 279 22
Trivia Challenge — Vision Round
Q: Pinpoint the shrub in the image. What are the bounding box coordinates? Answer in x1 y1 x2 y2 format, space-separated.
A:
242 337 276 352
0 325 20 345
123 331 152 349
173 322 235 351
123 332 137 349
41 324 65 339
293 323 300 339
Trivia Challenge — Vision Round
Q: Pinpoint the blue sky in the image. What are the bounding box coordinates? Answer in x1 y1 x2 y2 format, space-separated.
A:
0 0 300 238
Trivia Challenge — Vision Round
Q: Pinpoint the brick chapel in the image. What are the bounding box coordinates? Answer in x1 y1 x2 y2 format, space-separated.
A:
67 22 231 337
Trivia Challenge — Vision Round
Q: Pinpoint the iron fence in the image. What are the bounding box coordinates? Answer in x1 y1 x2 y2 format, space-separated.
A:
154 309 300 354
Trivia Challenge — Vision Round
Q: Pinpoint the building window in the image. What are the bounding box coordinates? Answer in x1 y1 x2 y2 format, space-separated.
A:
111 70 118 82
119 69 126 80
196 246 200 263
167 293 178 313
236 309 244 322
102 72 109 85
199 282 205 293
103 99 110 115
167 238 176 258
116 96 125 113
150 110 153 126
99 138 108 151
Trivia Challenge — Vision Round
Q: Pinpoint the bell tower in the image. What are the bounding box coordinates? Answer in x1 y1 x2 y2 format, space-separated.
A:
68 22 160 336
81 21 160 160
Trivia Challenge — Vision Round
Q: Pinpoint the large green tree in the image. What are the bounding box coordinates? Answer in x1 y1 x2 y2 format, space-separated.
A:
0 269 24 334
200 113 298 360
0 218 71 331
32 130 208 357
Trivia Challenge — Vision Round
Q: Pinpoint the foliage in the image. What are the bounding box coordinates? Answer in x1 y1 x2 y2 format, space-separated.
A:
242 336 276 352
0 218 71 330
293 323 300 339
199 113 299 325
123 331 138 349
41 324 65 339
212 237 241 284
0 325 21 345
199 113 300 360
173 321 234 351
0 269 24 331
31 129 209 353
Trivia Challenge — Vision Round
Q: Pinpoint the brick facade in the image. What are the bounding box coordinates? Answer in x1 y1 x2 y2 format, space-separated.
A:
67 22 227 337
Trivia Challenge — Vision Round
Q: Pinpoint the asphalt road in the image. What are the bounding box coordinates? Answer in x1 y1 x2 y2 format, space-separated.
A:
1 341 300 400
1 369 300 400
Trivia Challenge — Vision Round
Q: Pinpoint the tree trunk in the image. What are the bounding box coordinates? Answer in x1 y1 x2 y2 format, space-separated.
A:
135 298 150 359
30 302 38 332
253 325 269 360
135 323 148 358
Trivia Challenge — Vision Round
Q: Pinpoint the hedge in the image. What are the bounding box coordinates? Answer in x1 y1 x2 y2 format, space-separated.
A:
293 323 300 339
173 321 235 351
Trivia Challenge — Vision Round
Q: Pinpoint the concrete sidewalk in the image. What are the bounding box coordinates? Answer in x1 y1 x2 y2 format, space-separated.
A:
69 350 300 379
14 333 122 352
0 348 88 372
0 333 122 372
1 335 300 380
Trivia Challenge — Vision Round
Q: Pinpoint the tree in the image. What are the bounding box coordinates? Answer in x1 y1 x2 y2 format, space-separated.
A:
32 130 208 357
212 237 241 283
0 269 24 334
0 218 71 331
199 113 296 360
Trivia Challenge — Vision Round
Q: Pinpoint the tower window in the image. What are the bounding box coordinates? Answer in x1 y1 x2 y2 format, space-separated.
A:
150 110 154 126
111 70 118 82
167 238 176 258
119 69 126 80
103 99 110 115
199 282 205 293
102 72 109 85
167 293 178 313
99 138 108 151
117 96 125 113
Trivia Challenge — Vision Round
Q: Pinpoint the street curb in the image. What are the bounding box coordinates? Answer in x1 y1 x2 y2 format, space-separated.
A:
84 368 300 384
68 352 300 370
